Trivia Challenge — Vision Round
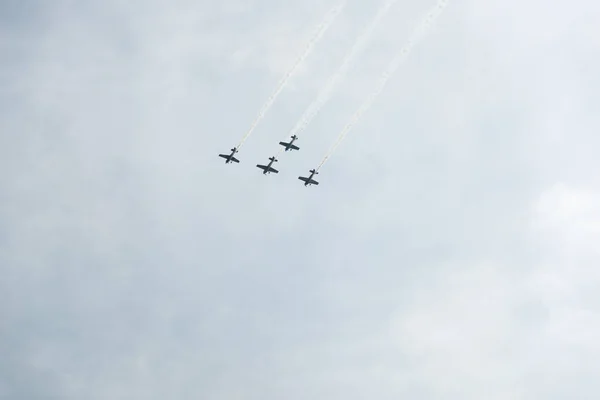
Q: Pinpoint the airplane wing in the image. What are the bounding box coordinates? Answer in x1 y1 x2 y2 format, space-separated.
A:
298 176 318 185
256 164 278 173
220 154 239 162
279 142 300 150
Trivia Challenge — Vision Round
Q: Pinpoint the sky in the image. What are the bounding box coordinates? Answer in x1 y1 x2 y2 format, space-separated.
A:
1 0 599 398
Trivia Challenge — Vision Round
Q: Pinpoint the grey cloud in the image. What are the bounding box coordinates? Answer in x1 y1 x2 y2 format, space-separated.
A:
1 0 600 399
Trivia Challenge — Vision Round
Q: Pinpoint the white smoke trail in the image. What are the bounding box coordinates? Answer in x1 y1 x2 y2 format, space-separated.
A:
317 0 449 170
236 2 346 149
284 0 399 146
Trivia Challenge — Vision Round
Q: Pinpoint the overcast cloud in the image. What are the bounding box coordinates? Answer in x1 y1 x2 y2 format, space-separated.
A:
1 0 599 399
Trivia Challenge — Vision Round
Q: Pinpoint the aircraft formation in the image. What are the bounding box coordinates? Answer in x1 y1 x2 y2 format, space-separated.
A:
219 0 449 187
219 136 319 185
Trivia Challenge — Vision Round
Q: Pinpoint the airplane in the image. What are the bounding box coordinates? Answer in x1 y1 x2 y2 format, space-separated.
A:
298 169 319 186
256 156 279 175
218 147 239 164
279 135 300 151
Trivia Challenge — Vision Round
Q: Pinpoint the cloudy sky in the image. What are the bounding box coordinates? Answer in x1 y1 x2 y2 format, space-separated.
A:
1 0 599 398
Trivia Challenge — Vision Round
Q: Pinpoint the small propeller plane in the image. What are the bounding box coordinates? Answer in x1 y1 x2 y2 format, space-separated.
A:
256 156 279 175
298 169 319 186
218 147 240 164
279 135 300 151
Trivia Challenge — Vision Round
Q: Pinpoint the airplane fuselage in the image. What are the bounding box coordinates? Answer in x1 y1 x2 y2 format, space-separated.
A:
263 161 275 174
284 139 296 151
279 135 300 152
256 157 279 174
304 173 316 185
298 169 319 186
219 148 240 164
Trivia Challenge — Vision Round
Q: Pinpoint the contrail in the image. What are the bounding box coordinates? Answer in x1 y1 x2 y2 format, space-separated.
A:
236 2 346 150
279 0 399 155
317 0 449 170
